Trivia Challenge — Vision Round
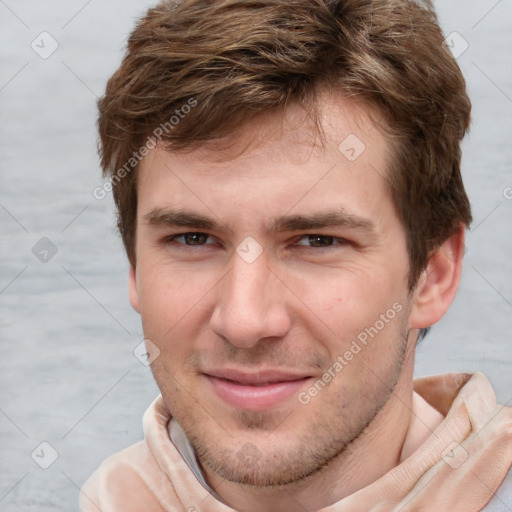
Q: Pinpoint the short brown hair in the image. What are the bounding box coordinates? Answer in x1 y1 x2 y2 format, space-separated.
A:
97 0 472 290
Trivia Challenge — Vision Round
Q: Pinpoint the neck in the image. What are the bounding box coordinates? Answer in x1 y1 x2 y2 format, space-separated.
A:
202 350 442 511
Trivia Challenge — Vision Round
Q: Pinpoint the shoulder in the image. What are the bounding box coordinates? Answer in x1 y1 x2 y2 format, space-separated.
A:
79 441 172 512
481 462 512 511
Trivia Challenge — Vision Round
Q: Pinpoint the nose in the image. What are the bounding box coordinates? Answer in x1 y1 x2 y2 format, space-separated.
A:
209 251 292 349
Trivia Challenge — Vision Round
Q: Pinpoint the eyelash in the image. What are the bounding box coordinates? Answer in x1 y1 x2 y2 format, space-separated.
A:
164 232 350 249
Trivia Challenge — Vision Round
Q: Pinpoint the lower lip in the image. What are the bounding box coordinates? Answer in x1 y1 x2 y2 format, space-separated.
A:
205 375 311 411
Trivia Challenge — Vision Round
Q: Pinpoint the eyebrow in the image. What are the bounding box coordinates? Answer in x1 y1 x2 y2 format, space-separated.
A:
268 211 375 233
144 208 375 234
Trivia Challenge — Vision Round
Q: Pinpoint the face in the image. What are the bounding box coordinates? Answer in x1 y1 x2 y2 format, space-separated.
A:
131 96 415 487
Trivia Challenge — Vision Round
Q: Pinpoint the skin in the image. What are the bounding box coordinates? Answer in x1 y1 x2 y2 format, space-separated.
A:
129 94 465 511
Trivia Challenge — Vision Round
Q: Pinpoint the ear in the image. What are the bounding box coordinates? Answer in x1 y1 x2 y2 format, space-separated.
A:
409 226 466 330
129 265 140 313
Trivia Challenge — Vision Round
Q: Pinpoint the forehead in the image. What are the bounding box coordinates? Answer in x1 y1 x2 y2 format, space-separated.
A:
186 93 387 166
136 94 393 227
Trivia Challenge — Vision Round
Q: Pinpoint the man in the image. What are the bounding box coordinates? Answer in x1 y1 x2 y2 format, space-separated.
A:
81 0 512 510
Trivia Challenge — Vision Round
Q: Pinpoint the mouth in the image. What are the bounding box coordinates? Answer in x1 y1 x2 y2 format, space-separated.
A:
203 369 313 411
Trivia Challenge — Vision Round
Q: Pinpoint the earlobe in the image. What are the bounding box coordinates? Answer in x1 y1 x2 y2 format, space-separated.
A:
129 265 140 313
409 226 466 330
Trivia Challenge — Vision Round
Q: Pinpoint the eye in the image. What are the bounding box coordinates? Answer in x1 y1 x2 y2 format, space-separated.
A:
165 232 216 246
294 234 349 248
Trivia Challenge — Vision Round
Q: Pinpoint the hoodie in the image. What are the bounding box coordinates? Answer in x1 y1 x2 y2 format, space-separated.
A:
80 372 512 511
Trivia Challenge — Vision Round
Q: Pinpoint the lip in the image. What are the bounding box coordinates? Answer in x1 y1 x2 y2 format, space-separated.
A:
203 368 313 411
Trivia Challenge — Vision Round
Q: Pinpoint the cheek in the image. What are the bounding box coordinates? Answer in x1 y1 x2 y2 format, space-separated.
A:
285 265 406 343
325 303 408 403
137 265 202 339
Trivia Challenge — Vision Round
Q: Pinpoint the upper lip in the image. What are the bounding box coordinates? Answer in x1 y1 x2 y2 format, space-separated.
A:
204 368 312 386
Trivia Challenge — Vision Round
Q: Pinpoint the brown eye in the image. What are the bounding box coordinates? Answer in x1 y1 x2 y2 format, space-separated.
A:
167 232 213 245
295 235 347 248
184 233 209 245
308 235 335 247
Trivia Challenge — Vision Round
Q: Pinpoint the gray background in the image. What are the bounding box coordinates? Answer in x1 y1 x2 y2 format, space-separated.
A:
0 0 511 510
